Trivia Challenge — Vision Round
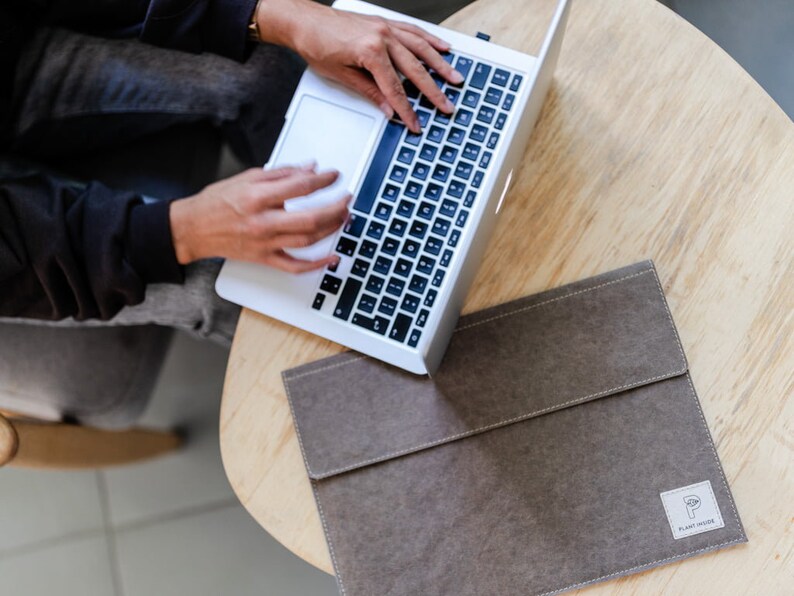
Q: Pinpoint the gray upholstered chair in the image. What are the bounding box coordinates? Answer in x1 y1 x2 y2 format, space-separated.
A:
0 123 222 468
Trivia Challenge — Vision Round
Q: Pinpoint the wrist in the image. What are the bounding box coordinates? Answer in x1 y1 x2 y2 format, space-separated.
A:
256 0 320 48
169 199 198 265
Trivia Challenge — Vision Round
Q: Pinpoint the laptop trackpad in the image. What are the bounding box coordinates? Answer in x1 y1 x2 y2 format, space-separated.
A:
273 95 378 262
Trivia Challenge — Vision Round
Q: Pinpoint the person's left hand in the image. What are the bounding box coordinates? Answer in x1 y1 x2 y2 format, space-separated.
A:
255 0 464 133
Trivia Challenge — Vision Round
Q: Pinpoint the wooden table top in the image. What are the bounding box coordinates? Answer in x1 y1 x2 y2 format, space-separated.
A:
220 0 794 592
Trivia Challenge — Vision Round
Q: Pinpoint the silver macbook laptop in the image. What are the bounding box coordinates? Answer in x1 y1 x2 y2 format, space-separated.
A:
216 0 571 375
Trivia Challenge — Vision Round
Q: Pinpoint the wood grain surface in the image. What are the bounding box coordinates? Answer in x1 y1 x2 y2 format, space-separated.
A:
219 0 794 592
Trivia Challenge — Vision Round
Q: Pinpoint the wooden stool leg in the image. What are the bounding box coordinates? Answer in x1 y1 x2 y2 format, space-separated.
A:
0 414 182 469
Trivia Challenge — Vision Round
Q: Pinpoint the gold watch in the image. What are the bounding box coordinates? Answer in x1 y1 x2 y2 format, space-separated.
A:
248 0 263 42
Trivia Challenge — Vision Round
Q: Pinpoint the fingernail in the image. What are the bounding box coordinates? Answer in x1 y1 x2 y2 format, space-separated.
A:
443 98 455 112
439 39 452 51
379 102 394 119
450 70 464 84
300 159 317 170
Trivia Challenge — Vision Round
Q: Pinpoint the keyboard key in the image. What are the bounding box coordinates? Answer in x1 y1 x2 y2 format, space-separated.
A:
353 120 402 214
503 94 515 111
447 180 465 198
424 237 443 255
420 144 438 161
442 51 455 64
343 214 366 238
432 218 451 237
445 88 460 105
462 143 480 161
462 90 480 108
412 162 430 181
510 74 523 92
402 239 420 258
382 236 399 255
434 111 451 125
405 181 422 198
382 184 399 201
492 68 510 87
374 202 392 221
470 63 491 89
407 329 422 348
397 147 415 164
453 57 473 83
401 294 421 314
409 220 428 239
352 313 389 335
409 274 428 294
440 145 458 163
470 124 488 142
374 256 392 275
447 127 466 145
487 132 500 149
321 275 342 294
351 258 370 277
484 87 503 105
440 199 457 218
386 277 405 297
427 126 445 143
419 94 434 110
495 112 507 130
359 239 377 259
454 109 473 127
312 293 325 310
432 164 451 182
394 258 412 277
454 162 473 180
424 289 438 307
403 79 420 98
456 210 469 227
417 255 436 274
448 229 461 247
378 296 397 316
477 106 496 124
405 131 422 146
440 249 453 268
463 190 476 208
389 218 408 237
479 151 492 168
417 201 435 220
366 274 385 293
432 269 446 287
416 309 430 328
472 170 484 188
390 165 407 183
431 72 445 88
425 183 443 201
358 293 377 313
333 278 362 321
397 200 414 218
389 313 413 342
416 109 431 127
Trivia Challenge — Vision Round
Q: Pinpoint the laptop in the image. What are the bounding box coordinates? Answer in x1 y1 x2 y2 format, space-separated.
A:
216 0 571 375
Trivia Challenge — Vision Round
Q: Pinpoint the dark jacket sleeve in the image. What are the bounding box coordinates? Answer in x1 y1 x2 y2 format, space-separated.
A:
0 173 183 321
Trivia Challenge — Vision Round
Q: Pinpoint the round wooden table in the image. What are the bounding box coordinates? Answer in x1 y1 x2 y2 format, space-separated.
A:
220 0 794 592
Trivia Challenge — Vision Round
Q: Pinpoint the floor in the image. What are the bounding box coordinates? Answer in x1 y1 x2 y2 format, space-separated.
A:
1 1 791 596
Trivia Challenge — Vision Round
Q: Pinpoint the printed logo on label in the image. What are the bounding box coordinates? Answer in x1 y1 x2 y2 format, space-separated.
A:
660 480 724 540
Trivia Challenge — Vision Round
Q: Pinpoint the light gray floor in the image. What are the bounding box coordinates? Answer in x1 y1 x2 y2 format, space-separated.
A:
1 2 791 595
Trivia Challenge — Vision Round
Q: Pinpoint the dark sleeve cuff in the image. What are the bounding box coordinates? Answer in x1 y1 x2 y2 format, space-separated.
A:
206 0 259 61
127 199 184 284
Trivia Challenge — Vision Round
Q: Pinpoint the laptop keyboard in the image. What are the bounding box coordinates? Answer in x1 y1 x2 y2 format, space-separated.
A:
312 52 522 347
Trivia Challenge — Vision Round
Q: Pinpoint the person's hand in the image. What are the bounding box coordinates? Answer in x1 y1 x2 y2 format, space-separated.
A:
256 0 464 132
169 164 350 273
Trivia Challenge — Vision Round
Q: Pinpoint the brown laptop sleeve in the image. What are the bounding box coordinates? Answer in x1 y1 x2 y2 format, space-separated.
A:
283 261 746 595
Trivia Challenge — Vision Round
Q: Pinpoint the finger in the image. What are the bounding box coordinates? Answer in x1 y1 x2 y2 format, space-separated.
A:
270 217 345 249
390 21 451 53
392 29 464 86
239 162 316 184
362 50 419 132
264 251 339 275
388 41 454 114
264 194 351 237
252 169 340 208
339 68 392 118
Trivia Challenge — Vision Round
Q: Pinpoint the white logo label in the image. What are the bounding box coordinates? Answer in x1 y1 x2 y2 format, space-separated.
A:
660 480 724 540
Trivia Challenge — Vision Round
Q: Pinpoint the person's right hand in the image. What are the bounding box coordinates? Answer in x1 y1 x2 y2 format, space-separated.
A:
169 164 349 273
